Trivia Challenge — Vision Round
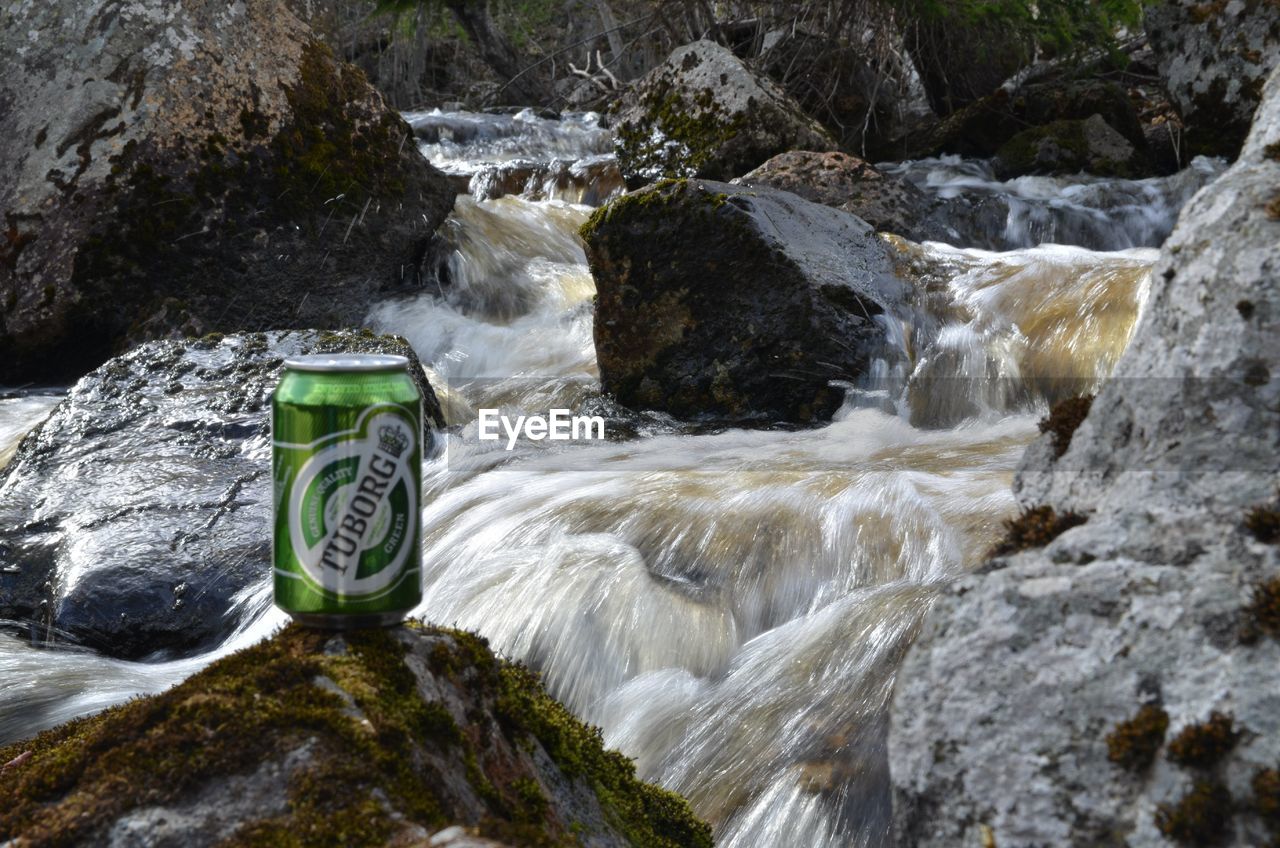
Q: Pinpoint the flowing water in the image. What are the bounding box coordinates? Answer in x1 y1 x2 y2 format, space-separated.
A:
0 111 1212 845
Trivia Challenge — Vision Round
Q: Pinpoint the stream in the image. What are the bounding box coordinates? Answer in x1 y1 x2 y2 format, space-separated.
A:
0 108 1225 846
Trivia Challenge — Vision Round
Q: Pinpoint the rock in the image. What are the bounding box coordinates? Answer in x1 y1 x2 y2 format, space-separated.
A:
608 40 838 188
889 68 1280 846
0 330 443 661
0 1 457 384
894 79 1147 162
1145 0 1280 158
733 151 951 242
993 114 1147 178
581 179 914 424
901 14 1031 115
0 624 714 847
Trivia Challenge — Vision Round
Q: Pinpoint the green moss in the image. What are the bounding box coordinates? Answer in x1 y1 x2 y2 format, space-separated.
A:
1166 712 1240 769
1106 704 1169 771
494 663 714 848
1155 779 1233 846
0 625 711 847
989 505 1088 556
1038 394 1094 459
613 74 748 182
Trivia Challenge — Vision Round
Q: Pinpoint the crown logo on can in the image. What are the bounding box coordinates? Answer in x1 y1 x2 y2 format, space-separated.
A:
377 424 410 458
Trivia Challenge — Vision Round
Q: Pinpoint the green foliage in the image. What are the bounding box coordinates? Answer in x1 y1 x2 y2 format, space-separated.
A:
895 0 1150 56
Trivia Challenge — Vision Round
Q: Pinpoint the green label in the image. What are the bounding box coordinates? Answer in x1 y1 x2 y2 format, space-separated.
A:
274 404 418 601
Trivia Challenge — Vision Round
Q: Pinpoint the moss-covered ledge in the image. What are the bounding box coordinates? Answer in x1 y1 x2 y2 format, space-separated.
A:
0 624 712 848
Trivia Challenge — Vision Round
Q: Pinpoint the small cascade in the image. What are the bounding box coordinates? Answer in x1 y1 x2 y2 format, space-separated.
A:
881 154 1225 250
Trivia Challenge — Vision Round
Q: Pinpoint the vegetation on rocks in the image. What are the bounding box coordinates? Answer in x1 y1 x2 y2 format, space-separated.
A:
1166 712 1241 769
1038 394 1094 459
0 624 712 847
989 505 1088 556
1106 703 1169 771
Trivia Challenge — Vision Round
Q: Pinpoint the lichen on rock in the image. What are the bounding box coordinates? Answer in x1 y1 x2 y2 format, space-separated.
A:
608 40 837 187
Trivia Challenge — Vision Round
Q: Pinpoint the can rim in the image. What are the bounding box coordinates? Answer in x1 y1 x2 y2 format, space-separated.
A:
283 354 411 372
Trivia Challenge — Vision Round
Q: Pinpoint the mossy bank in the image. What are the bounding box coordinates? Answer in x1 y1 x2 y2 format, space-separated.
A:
0 623 713 848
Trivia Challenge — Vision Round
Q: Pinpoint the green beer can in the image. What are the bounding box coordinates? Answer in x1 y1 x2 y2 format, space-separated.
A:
271 354 422 627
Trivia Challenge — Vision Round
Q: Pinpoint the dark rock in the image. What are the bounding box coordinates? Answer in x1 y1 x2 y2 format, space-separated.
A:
894 79 1147 163
733 150 951 242
993 114 1148 178
0 1 457 384
0 330 442 661
749 28 935 158
901 13 1031 116
609 40 837 188
889 67 1280 847
581 179 914 424
1145 0 1280 158
0 624 714 848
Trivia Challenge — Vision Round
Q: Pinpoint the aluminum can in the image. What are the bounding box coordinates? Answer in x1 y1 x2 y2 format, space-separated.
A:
271 354 422 627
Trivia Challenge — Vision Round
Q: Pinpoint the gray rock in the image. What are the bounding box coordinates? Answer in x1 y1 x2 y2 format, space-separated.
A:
890 68 1280 846
0 0 456 383
733 150 952 243
0 330 442 660
1145 0 1280 158
609 40 837 187
581 178 914 424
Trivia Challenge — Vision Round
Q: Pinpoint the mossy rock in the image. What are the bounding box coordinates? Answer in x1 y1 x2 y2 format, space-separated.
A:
0 2 457 383
0 623 713 847
609 40 836 187
992 114 1149 179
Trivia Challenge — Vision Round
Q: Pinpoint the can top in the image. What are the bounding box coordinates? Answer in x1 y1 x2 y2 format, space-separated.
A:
283 353 410 373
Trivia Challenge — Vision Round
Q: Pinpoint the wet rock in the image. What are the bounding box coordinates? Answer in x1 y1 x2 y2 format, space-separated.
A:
0 330 442 661
733 151 951 242
609 40 837 188
0 624 713 847
1145 0 1280 158
993 114 1147 178
581 179 914 424
0 1 457 384
890 68 1280 847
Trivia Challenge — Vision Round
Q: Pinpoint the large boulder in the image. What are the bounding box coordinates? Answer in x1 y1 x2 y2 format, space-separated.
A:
889 68 1280 846
1145 0 1280 158
733 151 952 242
0 624 713 847
580 179 914 424
0 330 442 661
0 1 456 384
609 40 838 188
